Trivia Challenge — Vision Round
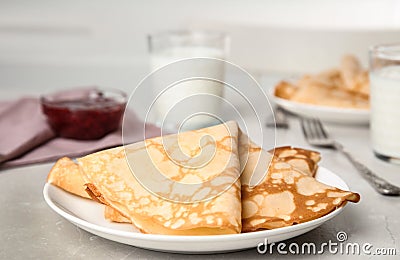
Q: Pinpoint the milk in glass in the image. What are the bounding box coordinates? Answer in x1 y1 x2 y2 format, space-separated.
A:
370 65 400 159
150 46 226 130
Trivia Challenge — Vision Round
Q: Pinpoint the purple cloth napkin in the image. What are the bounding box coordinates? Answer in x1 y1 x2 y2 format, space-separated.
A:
0 97 161 169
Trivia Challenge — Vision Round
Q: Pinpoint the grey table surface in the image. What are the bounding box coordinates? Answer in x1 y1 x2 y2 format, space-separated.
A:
0 67 399 259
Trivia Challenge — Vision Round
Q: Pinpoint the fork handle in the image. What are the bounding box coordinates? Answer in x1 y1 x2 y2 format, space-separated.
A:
333 141 393 192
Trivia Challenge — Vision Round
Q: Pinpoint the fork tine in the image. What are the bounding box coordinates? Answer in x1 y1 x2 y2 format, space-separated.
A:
301 117 328 142
302 118 318 141
308 118 323 140
315 119 329 139
308 118 320 140
300 118 312 140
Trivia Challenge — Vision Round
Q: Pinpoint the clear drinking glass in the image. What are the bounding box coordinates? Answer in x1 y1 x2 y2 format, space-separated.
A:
369 43 400 163
148 31 229 131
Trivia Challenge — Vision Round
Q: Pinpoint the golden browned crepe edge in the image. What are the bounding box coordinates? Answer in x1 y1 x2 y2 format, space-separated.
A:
241 153 360 232
47 157 91 199
270 146 321 177
84 184 133 224
242 191 359 232
46 157 132 224
104 206 131 223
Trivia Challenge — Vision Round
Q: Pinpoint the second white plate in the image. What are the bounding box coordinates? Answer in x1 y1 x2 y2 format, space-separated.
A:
270 88 369 124
43 167 352 254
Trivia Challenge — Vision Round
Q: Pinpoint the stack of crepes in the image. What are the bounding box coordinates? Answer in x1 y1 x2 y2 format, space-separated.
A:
47 121 360 235
274 55 369 109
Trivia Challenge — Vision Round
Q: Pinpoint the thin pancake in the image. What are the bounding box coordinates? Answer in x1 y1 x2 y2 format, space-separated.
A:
274 80 369 109
47 157 133 223
270 146 321 177
241 140 360 232
47 157 90 199
78 121 242 235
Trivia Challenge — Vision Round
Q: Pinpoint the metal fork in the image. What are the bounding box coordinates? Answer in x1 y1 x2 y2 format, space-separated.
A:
301 118 400 196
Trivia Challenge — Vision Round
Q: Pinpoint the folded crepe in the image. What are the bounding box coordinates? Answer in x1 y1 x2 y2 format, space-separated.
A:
47 157 131 223
47 157 90 199
240 137 360 232
78 121 242 235
270 146 321 177
274 55 369 110
275 80 369 109
340 55 369 97
46 121 360 234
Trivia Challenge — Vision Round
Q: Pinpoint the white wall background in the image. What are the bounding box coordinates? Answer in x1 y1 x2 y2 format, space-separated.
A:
0 0 400 95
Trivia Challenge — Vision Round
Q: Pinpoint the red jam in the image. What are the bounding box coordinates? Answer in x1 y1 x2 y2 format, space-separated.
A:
41 88 127 140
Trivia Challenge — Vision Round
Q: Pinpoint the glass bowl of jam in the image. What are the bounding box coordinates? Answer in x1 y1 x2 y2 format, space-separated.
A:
41 87 127 140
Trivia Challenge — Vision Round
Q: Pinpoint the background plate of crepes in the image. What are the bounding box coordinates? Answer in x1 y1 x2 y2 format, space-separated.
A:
271 55 370 124
43 121 360 253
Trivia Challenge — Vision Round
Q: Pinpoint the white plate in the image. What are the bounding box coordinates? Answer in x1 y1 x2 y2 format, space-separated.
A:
270 87 369 124
43 167 351 254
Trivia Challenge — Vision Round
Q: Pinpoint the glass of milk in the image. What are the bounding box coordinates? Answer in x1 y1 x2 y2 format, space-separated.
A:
369 43 400 163
148 31 229 131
